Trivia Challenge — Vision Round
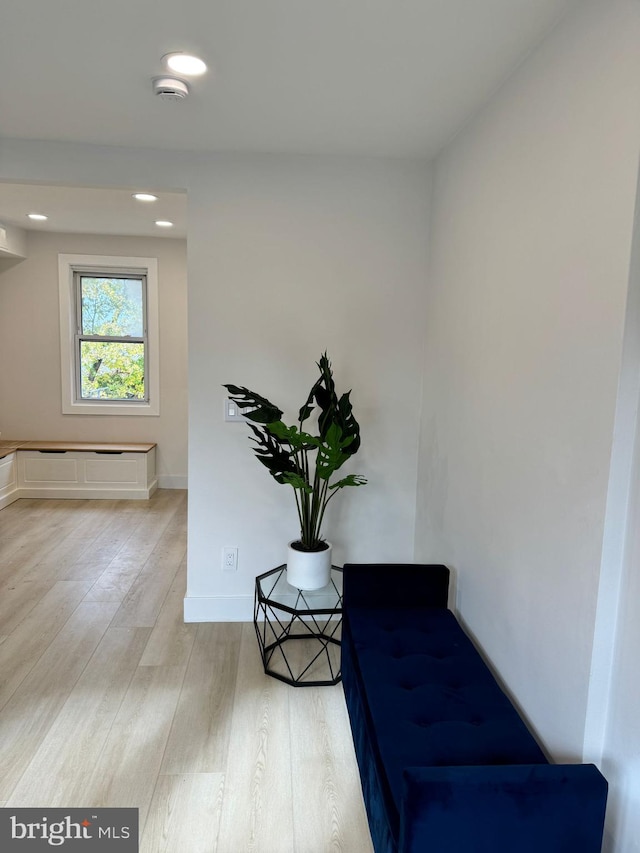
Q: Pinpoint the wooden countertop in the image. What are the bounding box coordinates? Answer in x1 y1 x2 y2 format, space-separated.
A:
0 440 25 460
0 440 156 458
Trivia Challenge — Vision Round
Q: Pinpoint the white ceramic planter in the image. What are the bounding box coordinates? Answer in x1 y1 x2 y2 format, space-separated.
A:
286 541 332 590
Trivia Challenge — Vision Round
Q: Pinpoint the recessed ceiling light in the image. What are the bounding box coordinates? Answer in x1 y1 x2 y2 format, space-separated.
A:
155 220 174 228
27 213 48 221
164 52 207 76
133 193 158 202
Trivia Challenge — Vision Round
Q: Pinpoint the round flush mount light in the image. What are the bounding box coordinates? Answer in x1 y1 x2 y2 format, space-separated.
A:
133 193 158 202
155 220 174 228
164 52 207 76
152 76 189 101
27 213 48 221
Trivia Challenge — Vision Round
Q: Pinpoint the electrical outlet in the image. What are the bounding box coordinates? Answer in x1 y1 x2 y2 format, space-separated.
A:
222 547 238 572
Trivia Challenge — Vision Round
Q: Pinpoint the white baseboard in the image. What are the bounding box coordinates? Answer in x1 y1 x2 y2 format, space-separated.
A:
17 482 157 500
158 474 188 489
183 595 253 622
0 478 186 508
0 489 19 510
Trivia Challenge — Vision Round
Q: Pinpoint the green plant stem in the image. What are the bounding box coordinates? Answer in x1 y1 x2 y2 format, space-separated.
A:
292 483 304 538
314 478 334 544
309 467 322 547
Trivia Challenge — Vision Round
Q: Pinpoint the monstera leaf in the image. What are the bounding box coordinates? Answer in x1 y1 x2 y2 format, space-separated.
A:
246 423 298 484
315 422 355 480
280 472 313 493
329 474 367 491
223 384 283 425
266 421 319 451
313 355 361 456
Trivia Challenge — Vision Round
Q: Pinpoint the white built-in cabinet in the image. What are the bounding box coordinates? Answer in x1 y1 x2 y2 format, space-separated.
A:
0 452 18 510
0 443 157 509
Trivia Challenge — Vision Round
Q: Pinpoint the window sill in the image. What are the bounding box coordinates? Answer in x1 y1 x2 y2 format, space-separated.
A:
62 400 159 416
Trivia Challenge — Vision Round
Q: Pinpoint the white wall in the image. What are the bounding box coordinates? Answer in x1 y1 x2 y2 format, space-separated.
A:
185 154 431 619
415 2 640 845
589 170 640 852
0 231 188 486
601 435 640 852
417 0 640 754
0 222 27 258
0 142 431 620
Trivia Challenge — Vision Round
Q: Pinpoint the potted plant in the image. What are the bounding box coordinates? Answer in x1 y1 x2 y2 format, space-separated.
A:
224 353 367 589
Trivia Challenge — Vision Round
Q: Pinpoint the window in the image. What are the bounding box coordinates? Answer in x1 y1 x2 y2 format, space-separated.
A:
76 272 147 401
59 255 159 415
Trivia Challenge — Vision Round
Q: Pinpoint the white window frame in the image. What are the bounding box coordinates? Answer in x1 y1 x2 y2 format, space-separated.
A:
59 254 160 416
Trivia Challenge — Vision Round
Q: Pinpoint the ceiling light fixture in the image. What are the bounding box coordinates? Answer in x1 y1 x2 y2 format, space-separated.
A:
164 52 207 76
133 193 158 202
155 220 174 228
27 213 48 221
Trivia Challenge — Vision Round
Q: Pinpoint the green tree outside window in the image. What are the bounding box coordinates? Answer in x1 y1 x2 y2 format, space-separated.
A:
78 276 146 401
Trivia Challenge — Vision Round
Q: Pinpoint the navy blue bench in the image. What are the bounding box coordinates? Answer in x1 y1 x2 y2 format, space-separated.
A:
341 563 608 853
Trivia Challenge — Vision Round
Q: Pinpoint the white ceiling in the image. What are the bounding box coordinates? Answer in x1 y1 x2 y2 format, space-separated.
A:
0 183 187 240
0 0 579 237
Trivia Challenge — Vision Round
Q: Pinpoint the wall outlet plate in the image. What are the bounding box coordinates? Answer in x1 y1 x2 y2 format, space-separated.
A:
223 546 238 571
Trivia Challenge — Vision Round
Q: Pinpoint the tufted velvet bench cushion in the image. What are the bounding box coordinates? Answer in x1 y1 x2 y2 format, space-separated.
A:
341 563 608 853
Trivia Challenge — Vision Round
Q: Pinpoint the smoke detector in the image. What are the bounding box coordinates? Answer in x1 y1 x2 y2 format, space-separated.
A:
152 76 189 101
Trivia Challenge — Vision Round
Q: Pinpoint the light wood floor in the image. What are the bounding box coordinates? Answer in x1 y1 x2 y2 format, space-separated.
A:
0 491 374 852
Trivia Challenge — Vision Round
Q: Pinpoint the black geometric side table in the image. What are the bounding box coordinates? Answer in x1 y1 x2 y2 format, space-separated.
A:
253 564 343 687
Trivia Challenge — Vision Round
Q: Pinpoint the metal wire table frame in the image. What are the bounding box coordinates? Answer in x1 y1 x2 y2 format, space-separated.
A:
253 564 343 687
